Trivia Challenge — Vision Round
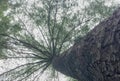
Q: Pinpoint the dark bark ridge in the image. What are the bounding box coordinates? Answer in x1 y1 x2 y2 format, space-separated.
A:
52 7 120 81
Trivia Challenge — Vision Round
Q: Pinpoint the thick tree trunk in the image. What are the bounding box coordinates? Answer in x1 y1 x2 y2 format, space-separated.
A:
52 8 120 81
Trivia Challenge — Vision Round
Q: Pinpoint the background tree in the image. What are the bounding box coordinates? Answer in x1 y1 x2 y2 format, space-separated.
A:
0 0 119 81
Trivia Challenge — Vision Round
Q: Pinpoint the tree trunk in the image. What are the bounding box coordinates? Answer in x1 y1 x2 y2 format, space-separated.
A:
52 7 120 81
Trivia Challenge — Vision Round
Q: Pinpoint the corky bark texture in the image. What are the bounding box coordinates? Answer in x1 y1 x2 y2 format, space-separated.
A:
52 7 120 81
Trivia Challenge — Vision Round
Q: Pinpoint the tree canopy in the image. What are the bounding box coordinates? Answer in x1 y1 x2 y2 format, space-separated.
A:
0 0 119 81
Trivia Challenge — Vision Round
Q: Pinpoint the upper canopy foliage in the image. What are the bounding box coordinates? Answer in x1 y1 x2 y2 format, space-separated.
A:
0 0 119 81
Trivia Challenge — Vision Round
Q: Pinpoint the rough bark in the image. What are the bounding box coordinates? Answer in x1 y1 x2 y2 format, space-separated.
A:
52 7 120 81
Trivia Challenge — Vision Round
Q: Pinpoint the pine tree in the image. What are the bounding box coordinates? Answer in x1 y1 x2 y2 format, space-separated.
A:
0 0 119 81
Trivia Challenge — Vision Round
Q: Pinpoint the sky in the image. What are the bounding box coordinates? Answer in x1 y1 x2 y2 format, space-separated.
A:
0 0 120 81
